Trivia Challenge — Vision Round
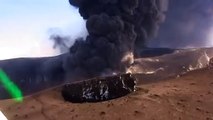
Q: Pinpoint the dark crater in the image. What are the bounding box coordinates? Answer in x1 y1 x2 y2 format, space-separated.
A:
61 73 137 103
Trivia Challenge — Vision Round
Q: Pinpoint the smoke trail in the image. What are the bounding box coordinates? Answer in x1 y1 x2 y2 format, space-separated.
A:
49 34 71 53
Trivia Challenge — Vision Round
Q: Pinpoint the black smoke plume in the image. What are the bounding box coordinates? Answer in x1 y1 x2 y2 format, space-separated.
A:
66 0 138 79
64 0 166 79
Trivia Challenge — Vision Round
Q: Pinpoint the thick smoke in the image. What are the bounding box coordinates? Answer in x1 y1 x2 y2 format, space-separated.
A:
65 0 137 79
62 0 166 79
133 0 168 56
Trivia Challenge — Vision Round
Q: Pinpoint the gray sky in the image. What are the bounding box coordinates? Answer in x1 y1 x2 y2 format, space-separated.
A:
148 0 213 48
0 0 86 60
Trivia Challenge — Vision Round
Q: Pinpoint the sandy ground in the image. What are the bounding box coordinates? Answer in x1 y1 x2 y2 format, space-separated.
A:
0 68 213 120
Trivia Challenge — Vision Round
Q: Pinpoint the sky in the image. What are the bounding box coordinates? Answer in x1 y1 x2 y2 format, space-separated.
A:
0 0 86 60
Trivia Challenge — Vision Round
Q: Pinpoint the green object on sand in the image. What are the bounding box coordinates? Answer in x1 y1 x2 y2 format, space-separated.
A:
0 69 23 102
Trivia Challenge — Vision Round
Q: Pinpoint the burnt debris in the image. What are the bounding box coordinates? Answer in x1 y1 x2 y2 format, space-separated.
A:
61 73 136 103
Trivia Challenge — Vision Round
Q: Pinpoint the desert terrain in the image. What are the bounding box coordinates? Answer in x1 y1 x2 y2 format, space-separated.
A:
0 67 212 120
